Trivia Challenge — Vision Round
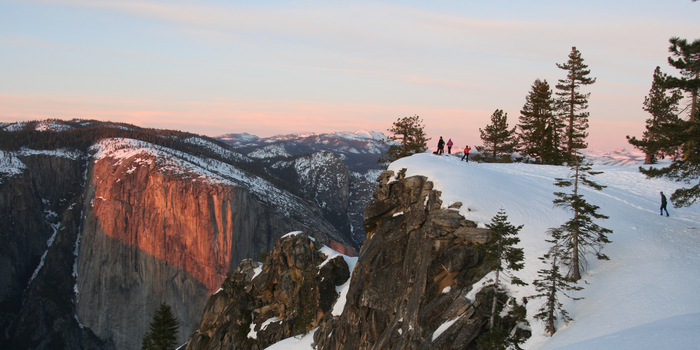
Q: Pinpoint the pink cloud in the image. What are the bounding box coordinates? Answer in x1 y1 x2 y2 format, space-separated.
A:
0 92 646 152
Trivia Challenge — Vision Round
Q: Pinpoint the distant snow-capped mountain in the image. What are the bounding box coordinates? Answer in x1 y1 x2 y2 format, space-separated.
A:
217 130 390 168
581 148 647 166
216 129 391 245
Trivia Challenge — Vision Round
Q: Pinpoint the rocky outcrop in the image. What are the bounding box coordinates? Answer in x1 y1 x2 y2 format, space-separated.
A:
313 169 494 349
184 232 350 350
181 169 506 350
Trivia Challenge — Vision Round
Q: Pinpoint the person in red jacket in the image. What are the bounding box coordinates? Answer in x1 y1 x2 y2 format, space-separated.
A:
462 145 471 162
446 138 454 154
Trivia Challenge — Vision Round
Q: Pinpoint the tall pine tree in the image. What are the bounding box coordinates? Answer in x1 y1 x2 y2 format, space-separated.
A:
627 67 683 164
379 115 430 164
478 109 518 162
478 210 527 329
555 47 596 160
519 79 565 164
531 228 583 336
552 155 612 281
636 37 700 207
141 303 180 350
475 210 528 349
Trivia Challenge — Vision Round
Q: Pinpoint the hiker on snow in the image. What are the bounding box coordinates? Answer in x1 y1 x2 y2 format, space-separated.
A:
437 137 445 155
660 191 669 217
462 145 471 162
446 138 453 154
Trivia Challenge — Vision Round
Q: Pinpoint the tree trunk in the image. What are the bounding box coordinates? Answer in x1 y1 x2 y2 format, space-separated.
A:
490 268 500 329
568 86 575 158
548 250 559 336
572 160 581 281
691 72 698 123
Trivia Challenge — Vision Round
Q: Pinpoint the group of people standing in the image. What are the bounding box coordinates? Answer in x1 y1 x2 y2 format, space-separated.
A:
436 138 672 217
436 136 471 162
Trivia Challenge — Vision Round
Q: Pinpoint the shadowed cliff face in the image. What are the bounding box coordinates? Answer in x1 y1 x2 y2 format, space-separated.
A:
0 153 114 350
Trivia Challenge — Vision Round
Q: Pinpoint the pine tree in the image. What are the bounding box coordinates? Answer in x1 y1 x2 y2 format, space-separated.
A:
141 303 180 350
555 47 596 160
531 228 583 336
519 79 565 164
478 109 518 162
553 154 612 281
627 67 683 164
478 210 527 329
635 37 700 207
663 37 700 122
379 115 430 164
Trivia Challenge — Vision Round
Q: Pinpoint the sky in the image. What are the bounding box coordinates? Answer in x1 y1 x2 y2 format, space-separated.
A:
0 0 698 151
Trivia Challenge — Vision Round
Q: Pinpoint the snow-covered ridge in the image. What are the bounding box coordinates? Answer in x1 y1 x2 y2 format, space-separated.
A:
264 129 387 142
350 169 383 183
248 144 290 159
382 153 700 350
0 148 83 178
2 122 27 132
183 137 251 163
293 152 343 190
35 120 74 132
90 138 315 218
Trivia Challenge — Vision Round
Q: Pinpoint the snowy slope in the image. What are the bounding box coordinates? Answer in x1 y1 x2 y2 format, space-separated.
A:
386 153 700 350
264 152 700 350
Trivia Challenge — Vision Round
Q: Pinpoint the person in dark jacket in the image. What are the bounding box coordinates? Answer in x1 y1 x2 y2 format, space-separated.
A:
660 191 669 217
462 145 471 162
437 137 445 155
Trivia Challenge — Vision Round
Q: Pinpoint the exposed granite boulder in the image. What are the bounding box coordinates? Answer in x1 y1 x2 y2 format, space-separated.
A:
183 232 350 350
313 170 493 350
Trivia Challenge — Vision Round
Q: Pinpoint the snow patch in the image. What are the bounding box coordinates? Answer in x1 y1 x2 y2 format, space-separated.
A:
281 231 304 239
432 317 460 341
248 144 291 159
35 120 73 132
252 266 263 280
263 327 317 350
2 122 26 131
260 317 282 330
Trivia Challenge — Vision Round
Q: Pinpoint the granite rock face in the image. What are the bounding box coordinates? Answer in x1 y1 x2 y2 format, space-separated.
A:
75 143 350 350
183 232 350 350
0 135 353 350
313 170 493 350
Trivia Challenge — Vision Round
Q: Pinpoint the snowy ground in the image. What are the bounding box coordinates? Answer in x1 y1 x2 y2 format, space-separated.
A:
386 153 700 350
264 150 700 349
